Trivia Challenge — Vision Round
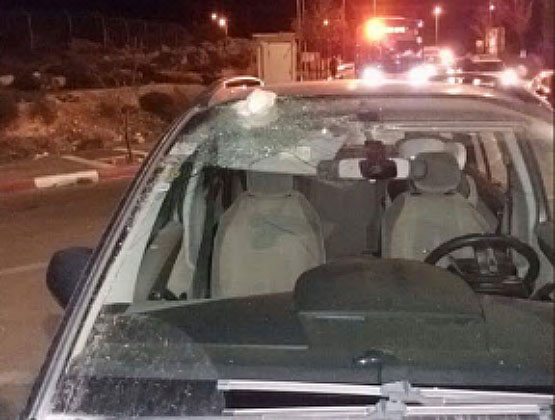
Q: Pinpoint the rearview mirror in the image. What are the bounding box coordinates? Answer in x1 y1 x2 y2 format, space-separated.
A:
46 247 93 308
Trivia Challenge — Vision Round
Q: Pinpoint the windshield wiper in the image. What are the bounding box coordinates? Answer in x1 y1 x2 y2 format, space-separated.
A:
218 380 553 418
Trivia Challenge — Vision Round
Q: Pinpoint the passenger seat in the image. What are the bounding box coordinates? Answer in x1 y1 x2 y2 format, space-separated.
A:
211 172 325 298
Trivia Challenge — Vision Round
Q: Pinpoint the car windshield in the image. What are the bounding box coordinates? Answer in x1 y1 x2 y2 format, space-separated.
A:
51 92 554 417
466 61 504 72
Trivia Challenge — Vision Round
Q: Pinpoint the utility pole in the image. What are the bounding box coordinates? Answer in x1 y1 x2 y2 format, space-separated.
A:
373 0 377 15
433 6 442 45
341 0 346 59
296 0 302 80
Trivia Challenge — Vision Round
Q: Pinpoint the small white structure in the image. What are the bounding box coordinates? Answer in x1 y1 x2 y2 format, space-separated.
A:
253 32 297 84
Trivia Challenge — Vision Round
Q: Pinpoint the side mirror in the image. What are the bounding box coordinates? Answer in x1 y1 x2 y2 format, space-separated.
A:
46 247 93 308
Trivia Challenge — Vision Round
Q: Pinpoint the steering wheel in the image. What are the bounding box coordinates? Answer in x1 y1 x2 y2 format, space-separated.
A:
424 234 540 298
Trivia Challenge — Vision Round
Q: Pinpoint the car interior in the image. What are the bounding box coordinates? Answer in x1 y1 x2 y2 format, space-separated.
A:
132 129 552 304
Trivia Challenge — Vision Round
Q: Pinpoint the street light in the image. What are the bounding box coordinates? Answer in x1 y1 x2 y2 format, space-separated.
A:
489 2 495 26
433 6 442 45
323 18 330 26
210 12 218 21
363 17 386 42
218 16 228 37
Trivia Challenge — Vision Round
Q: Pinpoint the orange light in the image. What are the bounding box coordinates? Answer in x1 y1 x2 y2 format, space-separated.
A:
363 18 386 42
323 19 330 26
433 6 442 16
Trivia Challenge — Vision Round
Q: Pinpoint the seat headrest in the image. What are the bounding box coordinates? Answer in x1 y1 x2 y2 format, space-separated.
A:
398 138 466 170
412 152 462 194
247 172 294 196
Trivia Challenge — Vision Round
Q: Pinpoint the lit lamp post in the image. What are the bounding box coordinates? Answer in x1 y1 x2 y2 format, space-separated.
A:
210 12 218 21
323 19 331 78
433 6 442 45
218 16 228 37
488 3 495 26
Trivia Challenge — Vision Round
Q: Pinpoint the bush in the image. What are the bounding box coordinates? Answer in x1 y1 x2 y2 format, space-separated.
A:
186 49 210 70
226 53 251 70
13 72 42 91
97 100 120 118
201 72 219 85
139 91 177 122
61 59 103 89
172 89 191 113
207 51 224 71
151 51 180 67
29 97 57 125
0 91 19 127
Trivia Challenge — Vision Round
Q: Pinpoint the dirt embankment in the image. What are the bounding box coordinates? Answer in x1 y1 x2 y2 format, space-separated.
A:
0 37 256 163
0 84 205 163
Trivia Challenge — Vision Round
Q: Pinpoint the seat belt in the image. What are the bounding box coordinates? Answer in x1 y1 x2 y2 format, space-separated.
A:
497 150 513 235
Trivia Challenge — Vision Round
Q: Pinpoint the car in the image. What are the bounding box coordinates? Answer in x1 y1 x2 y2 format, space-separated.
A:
24 79 553 419
360 55 439 84
454 56 520 88
335 62 356 79
423 46 457 73
528 69 553 106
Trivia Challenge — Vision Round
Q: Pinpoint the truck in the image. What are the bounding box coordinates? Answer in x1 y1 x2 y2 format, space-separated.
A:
354 16 424 77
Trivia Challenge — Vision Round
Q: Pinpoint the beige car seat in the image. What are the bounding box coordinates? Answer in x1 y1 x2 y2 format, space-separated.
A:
211 172 325 298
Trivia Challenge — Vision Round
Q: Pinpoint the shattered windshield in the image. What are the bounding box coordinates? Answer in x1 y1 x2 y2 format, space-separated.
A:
52 92 554 417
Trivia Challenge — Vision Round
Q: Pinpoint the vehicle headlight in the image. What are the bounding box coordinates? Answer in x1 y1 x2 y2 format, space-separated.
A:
500 68 519 86
439 48 455 66
361 67 384 85
408 64 437 84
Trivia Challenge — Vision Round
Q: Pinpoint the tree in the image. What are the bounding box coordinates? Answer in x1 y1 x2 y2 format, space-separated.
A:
470 4 492 45
294 0 343 53
498 0 533 55
539 0 554 65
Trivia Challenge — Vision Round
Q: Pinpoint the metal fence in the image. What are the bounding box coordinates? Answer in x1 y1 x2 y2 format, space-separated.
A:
0 10 191 52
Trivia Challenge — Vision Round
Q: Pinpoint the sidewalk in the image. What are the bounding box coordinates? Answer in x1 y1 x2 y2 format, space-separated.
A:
0 146 152 195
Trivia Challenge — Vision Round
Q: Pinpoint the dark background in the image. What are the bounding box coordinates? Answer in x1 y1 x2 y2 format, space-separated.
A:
0 0 544 50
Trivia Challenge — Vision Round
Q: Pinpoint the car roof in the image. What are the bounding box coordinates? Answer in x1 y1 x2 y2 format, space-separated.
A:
201 79 551 117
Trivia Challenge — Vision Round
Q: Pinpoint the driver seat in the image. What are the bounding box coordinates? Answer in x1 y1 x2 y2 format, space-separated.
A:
382 152 493 261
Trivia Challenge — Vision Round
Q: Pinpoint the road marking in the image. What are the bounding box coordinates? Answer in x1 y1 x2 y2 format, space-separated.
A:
61 154 115 170
34 170 99 189
0 262 48 276
113 147 149 157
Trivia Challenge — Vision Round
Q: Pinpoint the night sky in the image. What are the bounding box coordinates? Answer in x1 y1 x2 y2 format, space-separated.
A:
0 0 543 49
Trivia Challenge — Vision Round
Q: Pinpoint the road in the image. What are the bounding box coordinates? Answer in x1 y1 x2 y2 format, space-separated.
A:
0 180 128 419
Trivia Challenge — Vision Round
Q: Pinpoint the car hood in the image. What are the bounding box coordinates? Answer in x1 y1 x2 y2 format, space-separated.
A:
101 258 553 387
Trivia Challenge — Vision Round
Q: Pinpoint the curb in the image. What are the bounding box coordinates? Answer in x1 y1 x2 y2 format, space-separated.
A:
0 165 140 195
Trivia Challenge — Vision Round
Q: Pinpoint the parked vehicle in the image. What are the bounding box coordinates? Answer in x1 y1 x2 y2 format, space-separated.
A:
455 55 519 87
335 62 356 79
355 16 424 78
529 70 554 106
24 78 553 419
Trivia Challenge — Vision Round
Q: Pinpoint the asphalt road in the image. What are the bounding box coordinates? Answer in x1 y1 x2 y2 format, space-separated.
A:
0 180 129 419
